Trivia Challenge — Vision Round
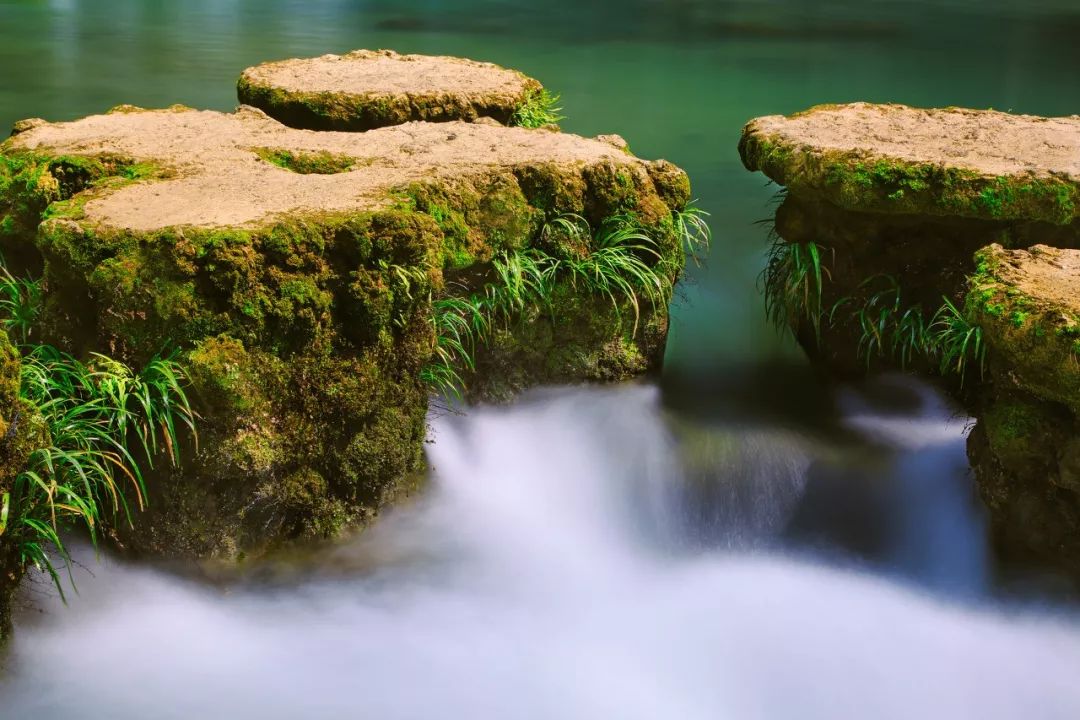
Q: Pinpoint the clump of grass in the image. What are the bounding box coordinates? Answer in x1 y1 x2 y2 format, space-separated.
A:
761 234 831 341
511 88 564 128
673 204 712 266
929 297 986 386
421 296 488 402
0 263 41 344
829 275 931 369
0 266 195 600
422 212 683 399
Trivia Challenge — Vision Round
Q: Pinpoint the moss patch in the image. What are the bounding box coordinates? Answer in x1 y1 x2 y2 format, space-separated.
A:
254 147 360 174
967 244 1080 414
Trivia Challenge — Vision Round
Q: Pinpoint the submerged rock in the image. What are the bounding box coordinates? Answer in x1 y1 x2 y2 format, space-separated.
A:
0 72 693 563
238 49 546 131
739 101 1080 576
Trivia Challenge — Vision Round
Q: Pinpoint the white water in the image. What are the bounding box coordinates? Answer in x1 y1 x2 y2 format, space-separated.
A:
4 383 1080 718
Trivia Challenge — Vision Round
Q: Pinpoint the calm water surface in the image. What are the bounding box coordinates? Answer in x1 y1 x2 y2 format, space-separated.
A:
3 0 1080 716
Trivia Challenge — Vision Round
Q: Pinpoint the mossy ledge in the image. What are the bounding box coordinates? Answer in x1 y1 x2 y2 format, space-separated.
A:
740 102 1080 226
238 49 545 132
0 103 693 563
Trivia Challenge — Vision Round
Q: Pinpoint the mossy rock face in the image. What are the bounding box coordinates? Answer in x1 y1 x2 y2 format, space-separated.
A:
968 394 1080 571
740 103 1080 225
0 330 48 646
0 103 690 559
969 244 1080 414
963 245 1080 573
238 49 544 132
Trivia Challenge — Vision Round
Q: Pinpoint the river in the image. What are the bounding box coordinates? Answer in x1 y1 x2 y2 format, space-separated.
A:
2 0 1080 716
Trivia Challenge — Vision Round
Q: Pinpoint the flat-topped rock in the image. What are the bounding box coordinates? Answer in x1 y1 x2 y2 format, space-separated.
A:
237 49 545 131
0 99 691 560
4 104 668 233
740 102 1080 225
971 244 1080 413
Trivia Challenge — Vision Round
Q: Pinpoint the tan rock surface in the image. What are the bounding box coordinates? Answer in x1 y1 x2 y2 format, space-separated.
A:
4 104 648 232
238 49 542 131
740 102 1080 224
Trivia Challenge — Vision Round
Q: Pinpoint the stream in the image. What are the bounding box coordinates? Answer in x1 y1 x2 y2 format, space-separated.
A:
2 0 1080 716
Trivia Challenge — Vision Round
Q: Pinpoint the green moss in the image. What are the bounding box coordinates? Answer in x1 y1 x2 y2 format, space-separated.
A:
739 131 1080 225
982 399 1054 465
968 244 1080 413
253 147 359 174
238 74 529 131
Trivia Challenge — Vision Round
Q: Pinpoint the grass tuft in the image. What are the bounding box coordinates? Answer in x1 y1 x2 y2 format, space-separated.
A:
422 212 690 399
829 275 930 369
511 88 564 129
761 234 831 341
0 262 42 344
0 262 196 600
929 297 986 386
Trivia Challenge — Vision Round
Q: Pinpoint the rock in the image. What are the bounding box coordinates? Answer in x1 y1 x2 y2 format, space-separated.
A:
740 102 1080 225
971 244 1080 414
0 99 692 559
237 49 544 131
9 118 47 137
739 102 1080 576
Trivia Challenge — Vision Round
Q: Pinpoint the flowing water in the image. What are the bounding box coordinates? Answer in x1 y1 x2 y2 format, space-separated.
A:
3 0 1080 715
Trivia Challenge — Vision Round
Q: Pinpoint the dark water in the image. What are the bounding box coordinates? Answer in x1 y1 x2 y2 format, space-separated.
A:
3 0 1080 715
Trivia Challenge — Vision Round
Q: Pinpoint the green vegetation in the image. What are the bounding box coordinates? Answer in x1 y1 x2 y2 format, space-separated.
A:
511 88 564 129
421 210 703 400
928 297 986 386
829 275 929 369
0 263 41 344
0 267 195 601
762 235 830 340
253 147 358 174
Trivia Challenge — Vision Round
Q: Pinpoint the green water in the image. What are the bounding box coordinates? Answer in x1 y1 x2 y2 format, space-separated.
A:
5 0 1078 377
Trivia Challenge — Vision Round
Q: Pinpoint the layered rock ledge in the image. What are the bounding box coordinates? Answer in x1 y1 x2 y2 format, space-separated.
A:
741 102 1080 225
0 97 692 564
238 49 546 131
739 101 1080 576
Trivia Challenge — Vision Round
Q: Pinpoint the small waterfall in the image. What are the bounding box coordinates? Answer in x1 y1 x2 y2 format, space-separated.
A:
3 383 1080 719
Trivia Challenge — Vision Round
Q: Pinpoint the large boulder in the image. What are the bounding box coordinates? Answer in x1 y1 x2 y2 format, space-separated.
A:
0 92 692 559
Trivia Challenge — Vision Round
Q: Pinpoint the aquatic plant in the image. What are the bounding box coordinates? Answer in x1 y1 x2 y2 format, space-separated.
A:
511 88 564 128
929 297 986 386
761 234 830 341
0 266 195 599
